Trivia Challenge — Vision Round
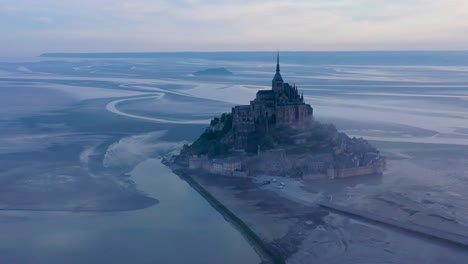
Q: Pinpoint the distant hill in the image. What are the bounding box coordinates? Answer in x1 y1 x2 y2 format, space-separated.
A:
193 68 233 76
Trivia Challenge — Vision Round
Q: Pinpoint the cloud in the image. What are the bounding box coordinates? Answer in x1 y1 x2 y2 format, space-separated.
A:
1 0 468 55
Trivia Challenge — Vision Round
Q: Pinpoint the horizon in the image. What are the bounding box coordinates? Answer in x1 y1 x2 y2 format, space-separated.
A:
40 50 468 54
4 49 468 66
3 0 468 57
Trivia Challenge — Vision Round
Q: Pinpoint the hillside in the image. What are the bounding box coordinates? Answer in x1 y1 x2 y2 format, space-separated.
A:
177 112 384 177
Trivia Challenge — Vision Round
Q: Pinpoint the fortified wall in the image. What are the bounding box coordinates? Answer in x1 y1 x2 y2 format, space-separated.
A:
189 155 248 177
327 159 386 179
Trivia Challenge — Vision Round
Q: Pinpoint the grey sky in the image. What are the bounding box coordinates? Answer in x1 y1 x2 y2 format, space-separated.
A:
2 0 468 55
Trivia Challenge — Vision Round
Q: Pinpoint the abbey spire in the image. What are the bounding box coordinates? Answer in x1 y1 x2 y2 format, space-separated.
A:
276 51 280 73
272 51 284 91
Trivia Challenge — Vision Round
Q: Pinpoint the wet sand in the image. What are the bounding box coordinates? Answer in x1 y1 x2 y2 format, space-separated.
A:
184 171 327 262
180 141 468 263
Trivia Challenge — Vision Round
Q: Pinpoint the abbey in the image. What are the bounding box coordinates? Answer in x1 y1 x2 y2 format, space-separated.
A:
179 53 385 179
232 53 313 148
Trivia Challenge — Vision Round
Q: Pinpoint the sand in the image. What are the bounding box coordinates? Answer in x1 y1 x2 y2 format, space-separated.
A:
184 141 468 263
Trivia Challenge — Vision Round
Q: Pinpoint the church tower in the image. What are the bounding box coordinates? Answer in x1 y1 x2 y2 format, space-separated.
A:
272 52 284 92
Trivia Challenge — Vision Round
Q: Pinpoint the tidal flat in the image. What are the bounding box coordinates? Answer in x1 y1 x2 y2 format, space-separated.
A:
1 51 468 263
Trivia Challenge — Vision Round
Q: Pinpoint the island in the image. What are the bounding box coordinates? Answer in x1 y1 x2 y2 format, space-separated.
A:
193 67 233 76
167 53 387 262
176 54 385 180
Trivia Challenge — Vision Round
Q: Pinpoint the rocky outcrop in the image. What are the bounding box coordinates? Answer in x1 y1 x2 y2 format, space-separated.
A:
193 68 233 76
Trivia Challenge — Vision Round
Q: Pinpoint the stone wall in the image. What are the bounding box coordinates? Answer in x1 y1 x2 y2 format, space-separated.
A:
189 155 207 169
327 161 385 179
276 104 313 127
245 150 333 177
189 155 246 177
212 159 242 176
232 105 255 148
189 152 384 180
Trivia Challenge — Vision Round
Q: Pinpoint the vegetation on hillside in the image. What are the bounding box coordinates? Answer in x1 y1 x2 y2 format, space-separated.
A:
179 113 378 161
181 113 233 157
244 121 339 154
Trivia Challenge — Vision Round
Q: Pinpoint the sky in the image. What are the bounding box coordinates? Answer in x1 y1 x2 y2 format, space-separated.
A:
2 0 468 56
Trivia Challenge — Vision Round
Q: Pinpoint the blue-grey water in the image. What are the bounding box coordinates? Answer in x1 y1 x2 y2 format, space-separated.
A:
0 160 259 264
1 51 468 263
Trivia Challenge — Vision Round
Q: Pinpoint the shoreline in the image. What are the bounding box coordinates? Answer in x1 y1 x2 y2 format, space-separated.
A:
165 155 468 263
165 161 285 264
0 202 159 213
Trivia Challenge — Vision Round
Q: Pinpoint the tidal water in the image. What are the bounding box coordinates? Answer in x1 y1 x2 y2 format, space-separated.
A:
0 159 260 264
1 51 468 263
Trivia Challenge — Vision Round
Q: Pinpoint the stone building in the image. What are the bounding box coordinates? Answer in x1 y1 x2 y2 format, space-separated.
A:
232 53 313 148
189 155 246 177
212 157 242 176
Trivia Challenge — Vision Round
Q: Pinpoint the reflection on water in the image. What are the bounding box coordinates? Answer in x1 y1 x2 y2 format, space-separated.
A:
0 159 260 264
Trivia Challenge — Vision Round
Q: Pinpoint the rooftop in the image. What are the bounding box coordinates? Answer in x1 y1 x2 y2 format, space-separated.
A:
257 90 275 95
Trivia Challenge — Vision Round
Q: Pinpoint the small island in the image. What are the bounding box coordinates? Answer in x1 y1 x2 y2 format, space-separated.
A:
193 67 233 76
176 54 385 180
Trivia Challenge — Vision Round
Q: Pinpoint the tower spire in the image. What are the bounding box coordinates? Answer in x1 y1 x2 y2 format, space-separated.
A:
272 51 284 90
276 51 280 73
